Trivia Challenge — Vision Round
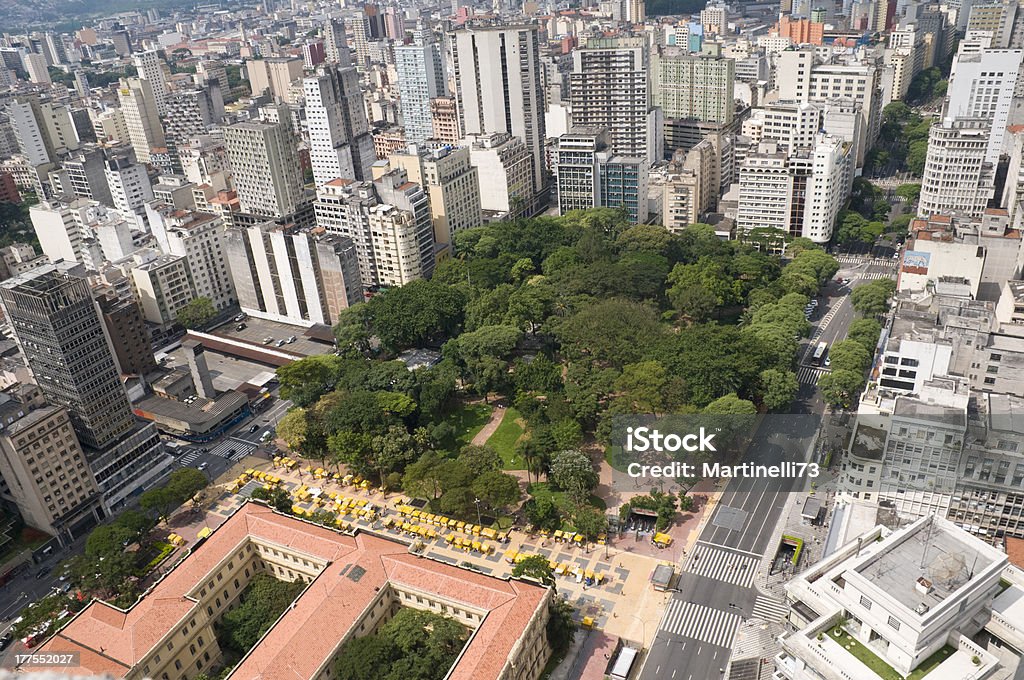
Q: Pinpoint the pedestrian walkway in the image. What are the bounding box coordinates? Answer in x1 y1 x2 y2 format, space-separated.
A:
178 450 201 466
209 441 254 461
751 594 789 623
855 271 896 280
686 543 758 588
661 599 742 648
797 366 830 385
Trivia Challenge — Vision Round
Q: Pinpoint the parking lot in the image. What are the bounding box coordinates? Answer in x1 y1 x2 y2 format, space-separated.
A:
212 316 335 358
162 345 273 392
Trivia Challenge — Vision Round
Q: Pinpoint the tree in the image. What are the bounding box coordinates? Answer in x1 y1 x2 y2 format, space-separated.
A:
670 284 717 322
895 183 921 203
759 368 799 411
365 279 467 351
549 450 598 506
471 470 521 512
572 506 607 540
251 486 292 512
828 339 872 374
554 298 667 368
847 318 882 354
139 486 176 523
546 598 578 655
524 495 561 530
458 444 502 476
276 408 308 451
167 468 208 509
851 278 896 316
175 296 217 329
217 574 304 655
512 554 555 588
817 369 866 409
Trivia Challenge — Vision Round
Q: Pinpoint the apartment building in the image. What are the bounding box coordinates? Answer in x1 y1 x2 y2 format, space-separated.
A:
653 44 736 128
395 31 446 145
918 118 996 219
223 117 306 219
389 145 482 247
303 64 375 187
145 205 236 311
465 133 535 219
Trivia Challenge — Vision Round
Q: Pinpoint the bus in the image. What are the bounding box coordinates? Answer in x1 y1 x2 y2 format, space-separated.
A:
812 342 828 366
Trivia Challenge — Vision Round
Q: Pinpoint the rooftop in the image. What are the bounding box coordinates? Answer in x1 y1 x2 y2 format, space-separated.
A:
853 515 1003 614
38 503 548 680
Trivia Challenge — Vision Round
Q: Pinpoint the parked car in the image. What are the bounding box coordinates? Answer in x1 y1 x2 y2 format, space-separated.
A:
287 335 296 344
262 337 273 345
275 339 286 347
234 313 246 322
197 462 208 472
35 566 50 579
248 424 259 433
236 323 246 331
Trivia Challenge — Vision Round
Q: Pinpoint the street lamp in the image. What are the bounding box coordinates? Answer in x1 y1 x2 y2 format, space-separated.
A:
473 498 482 525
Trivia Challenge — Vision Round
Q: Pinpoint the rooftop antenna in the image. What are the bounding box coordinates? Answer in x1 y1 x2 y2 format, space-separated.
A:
919 514 937 571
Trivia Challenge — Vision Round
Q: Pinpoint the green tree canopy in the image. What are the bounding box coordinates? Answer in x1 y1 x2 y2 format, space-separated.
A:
175 296 217 329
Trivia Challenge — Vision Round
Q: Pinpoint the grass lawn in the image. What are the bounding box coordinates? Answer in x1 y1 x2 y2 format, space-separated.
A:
528 482 607 519
906 646 956 680
828 626 901 680
487 408 525 469
441 402 493 451
137 540 175 576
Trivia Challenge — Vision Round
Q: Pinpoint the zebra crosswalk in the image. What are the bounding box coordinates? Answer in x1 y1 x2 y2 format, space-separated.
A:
686 543 759 588
178 449 201 466
751 594 789 623
209 441 255 461
660 599 742 648
855 272 896 281
797 366 830 385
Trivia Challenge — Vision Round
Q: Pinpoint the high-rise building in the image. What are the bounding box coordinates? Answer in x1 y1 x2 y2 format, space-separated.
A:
0 262 171 508
91 108 129 145
736 136 851 243
224 117 306 218
62 147 112 206
945 47 1023 165
700 4 727 33
96 288 157 377
22 53 50 85
225 222 362 326
7 99 55 166
967 0 1019 48
653 44 736 127
396 31 447 145
117 78 166 164
431 97 460 145
124 250 196 326
0 384 102 545
569 37 660 164
919 118 996 219
163 87 224 169
388 145 482 247
145 204 236 311
314 170 436 288
132 51 170 117
196 60 229 93
323 18 352 66
556 128 649 223
303 65 375 187
465 133 536 219
449 24 547 214
246 57 303 103
105 154 154 223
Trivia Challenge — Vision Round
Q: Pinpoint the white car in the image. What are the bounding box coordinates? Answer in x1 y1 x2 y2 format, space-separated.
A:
197 462 208 472
824 357 832 367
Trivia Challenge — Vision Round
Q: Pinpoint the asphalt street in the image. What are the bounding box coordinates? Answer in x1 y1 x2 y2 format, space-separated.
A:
639 254 898 680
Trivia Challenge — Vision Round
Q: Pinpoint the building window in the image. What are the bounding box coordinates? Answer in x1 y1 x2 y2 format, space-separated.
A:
859 595 872 610
887 616 900 631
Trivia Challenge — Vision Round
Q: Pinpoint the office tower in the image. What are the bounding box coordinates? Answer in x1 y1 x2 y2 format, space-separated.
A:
569 37 660 164
967 0 1018 48
62 148 112 206
105 155 154 222
736 136 851 243
224 117 306 218
247 57 304 103
653 44 736 127
556 128 648 223
0 384 102 545
196 60 229 93
314 170 435 288
132 51 170 117
179 134 232 191
395 31 447 145
117 78 166 164
303 65 375 187
465 133 535 219
145 204 236 310
449 24 547 214
700 4 727 33
945 47 1023 165
431 97 460 145
657 140 718 230
389 145 482 246
91 108 129 145
225 222 362 325
163 87 224 169
776 50 882 147
0 263 171 511
43 33 67 66
22 53 50 84
324 18 352 66
345 14 372 69
123 250 196 326
919 118 996 219
96 289 157 376
7 99 55 166
303 42 326 69
111 29 132 56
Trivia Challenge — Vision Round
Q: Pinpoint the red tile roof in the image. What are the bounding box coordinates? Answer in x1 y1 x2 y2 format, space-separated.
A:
38 503 548 680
